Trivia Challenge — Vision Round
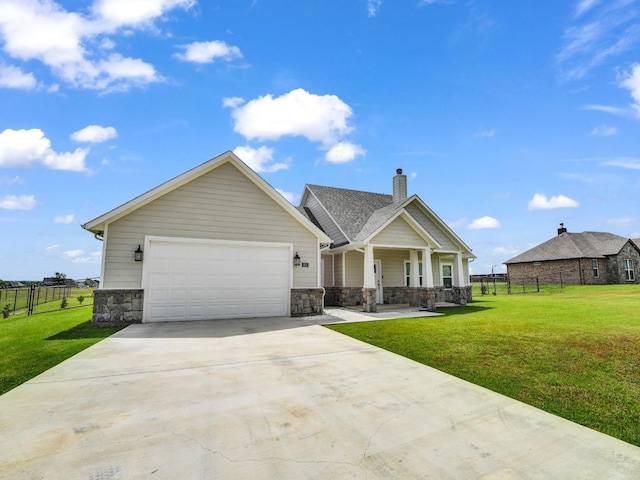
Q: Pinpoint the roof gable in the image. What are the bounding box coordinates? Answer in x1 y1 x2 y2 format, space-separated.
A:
504 231 630 264
302 184 473 256
82 151 330 243
303 184 393 242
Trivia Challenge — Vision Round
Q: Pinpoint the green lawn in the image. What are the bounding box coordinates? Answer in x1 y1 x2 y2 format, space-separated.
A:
0 307 122 395
327 285 640 446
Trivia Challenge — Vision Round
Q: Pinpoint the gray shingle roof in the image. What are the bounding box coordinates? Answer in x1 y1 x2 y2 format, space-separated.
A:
504 232 630 264
305 184 397 241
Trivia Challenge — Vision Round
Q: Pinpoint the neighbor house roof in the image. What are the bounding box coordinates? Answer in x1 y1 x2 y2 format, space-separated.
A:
300 184 474 256
504 231 631 264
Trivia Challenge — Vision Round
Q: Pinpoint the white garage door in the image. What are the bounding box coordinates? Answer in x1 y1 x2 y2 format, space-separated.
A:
144 238 291 322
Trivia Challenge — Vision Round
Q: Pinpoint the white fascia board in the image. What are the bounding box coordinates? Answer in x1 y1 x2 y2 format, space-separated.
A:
405 195 476 258
303 186 351 244
361 208 442 248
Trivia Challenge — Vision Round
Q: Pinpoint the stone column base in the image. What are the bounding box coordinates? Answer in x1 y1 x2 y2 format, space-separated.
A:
92 289 143 326
362 288 377 313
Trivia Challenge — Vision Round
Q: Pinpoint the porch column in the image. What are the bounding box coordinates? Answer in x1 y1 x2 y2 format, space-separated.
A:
362 245 377 313
410 250 420 287
453 252 464 287
363 245 376 288
422 248 434 288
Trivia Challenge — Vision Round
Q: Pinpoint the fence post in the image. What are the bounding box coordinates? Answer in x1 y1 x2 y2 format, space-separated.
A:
13 289 18 312
559 272 563 288
536 276 540 293
27 284 35 316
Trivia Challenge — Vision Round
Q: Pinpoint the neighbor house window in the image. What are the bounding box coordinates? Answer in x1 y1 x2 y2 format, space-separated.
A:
405 261 422 287
624 259 635 281
442 264 453 288
592 259 599 278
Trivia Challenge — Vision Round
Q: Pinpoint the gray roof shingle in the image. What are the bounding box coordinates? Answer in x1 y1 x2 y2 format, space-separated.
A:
305 184 397 241
504 231 630 264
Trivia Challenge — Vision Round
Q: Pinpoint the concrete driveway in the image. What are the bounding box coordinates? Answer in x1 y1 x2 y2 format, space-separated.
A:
1 312 640 479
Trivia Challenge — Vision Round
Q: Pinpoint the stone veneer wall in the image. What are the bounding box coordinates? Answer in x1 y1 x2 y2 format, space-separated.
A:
324 287 363 307
92 289 143 326
290 288 324 316
383 287 437 311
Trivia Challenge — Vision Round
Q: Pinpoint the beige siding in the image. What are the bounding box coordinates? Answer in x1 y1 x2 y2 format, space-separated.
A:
103 162 319 289
322 254 334 287
405 204 459 251
371 217 425 247
344 250 364 287
375 249 409 287
334 253 344 286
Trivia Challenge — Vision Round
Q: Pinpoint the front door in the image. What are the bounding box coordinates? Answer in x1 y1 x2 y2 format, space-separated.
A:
374 260 383 304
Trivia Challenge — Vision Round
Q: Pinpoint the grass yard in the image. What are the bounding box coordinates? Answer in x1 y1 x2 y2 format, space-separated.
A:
0 307 122 396
327 285 640 447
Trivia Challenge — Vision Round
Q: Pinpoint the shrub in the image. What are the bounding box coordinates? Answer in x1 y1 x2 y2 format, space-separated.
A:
2 304 9 319
77 295 85 305
60 297 68 309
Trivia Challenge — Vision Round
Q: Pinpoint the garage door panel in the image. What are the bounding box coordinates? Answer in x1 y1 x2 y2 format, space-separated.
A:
146 240 291 322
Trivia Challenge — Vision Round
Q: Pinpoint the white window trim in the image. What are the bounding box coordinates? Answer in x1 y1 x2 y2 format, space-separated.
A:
404 260 423 287
441 263 453 289
624 259 635 281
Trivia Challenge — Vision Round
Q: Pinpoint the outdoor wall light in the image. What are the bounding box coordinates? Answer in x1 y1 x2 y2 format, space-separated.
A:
134 245 144 262
293 252 301 266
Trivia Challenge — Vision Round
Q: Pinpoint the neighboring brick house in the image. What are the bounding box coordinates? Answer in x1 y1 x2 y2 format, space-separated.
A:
504 224 640 285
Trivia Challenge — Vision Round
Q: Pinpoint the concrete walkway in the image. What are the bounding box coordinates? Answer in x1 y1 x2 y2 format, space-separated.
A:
1 311 640 479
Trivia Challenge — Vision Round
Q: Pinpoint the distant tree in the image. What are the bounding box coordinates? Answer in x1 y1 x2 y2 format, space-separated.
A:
54 272 67 280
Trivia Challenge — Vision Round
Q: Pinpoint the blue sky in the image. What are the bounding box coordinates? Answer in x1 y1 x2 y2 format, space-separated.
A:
1 0 640 281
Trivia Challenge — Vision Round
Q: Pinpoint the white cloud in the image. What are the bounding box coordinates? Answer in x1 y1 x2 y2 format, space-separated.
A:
174 40 242 64
91 0 195 27
603 157 640 169
54 214 75 224
71 125 117 143
557 2 640 81
0 128 88 172
275 189 294 203
222 96 244 108
468 216 501 229
589 125 617 136
0 0 193 91
620 63 640 116
575 0 600 17
528 193 579 210
474 129 497 138
226 88 354 146
409 172 417 180
493 246 520 257
0 194 36 210
45 244 59 252
325 142 366 163
367 0 382 17
59 248 101 263
0 175 25 185
583 104 632 117
0 65 36 89
606 218 635 226
233 145 289 173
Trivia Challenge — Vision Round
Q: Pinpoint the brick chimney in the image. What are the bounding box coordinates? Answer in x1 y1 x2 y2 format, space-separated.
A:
393 168 407 203
558 223 567 235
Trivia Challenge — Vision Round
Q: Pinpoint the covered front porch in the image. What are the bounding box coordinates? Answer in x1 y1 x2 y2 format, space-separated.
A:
322 245 473 313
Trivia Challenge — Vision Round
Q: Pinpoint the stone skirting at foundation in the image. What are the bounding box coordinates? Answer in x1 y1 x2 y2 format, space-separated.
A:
290 288 324 316
382 287 437 311
323 287 363 307
92 289 143 326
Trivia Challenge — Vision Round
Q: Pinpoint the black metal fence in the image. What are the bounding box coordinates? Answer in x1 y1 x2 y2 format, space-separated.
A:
1 286 94 317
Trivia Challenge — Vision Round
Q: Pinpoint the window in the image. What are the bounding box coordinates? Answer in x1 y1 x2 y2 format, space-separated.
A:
592 259 599 278
624 259 635 281
405 261 422 287
442 264 453 288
